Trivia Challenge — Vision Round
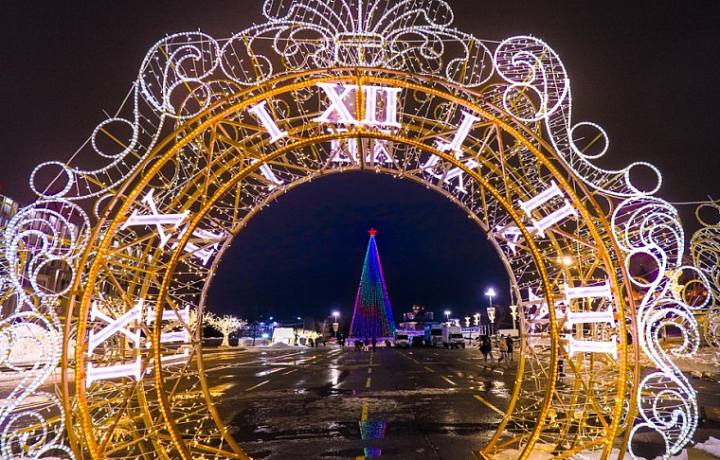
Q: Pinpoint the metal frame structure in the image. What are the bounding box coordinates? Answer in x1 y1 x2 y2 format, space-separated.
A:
0 1 707 459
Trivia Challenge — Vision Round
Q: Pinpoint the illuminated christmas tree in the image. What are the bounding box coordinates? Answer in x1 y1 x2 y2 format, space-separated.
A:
349 228 396 338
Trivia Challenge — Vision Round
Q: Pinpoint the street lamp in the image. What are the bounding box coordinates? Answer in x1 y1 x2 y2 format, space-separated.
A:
444 310 451 324
473 313 480 327
485 288 495 308
485 288 496 335
332 311 339 339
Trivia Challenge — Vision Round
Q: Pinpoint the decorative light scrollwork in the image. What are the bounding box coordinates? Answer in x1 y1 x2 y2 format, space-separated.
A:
691 202 720 349
613 196 707 459
0 311 73 460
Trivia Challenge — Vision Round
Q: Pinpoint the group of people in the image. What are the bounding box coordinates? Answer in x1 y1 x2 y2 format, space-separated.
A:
354 337 377 352
303 337 327 347
478 334 514 362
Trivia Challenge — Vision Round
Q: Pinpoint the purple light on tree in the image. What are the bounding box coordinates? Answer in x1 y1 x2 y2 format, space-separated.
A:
349 228 396 338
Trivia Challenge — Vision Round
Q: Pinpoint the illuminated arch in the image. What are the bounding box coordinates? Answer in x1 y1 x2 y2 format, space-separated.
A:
0 2 705 460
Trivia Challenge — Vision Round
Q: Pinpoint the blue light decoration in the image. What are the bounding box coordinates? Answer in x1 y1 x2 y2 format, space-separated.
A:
360 420 387 458
349 229 396 338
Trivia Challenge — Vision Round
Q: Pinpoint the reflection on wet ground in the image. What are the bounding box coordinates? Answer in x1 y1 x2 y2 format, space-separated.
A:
215 347 513 459
359 421 387 457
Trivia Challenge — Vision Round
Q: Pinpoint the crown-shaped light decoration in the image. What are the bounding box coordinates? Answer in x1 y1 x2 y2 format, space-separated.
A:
221 0 494 87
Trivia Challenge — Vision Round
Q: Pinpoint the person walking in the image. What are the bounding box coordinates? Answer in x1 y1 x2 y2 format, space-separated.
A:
480 335 493 362
505 335 514 362
371 337 377 352
498 334 509 362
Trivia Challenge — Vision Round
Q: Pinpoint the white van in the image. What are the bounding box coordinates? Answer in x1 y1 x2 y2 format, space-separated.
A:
394 332 411 348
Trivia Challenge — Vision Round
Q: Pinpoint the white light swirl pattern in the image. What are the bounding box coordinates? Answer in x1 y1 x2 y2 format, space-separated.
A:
612 196 707 459
691 202 720 349
1 196 86 459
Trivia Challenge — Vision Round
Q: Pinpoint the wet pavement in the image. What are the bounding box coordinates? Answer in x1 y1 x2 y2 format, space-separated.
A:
2 345 718 459
203 346 513 459
202 346 720 460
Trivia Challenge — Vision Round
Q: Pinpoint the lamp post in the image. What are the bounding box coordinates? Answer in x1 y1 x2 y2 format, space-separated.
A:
485 288 496 335
444 310 451 325
473 313 480 329
485 288 495 308
487 306 496 336
332 311 339 339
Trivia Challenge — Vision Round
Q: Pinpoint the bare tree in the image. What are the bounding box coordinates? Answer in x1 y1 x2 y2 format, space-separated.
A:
205 313 245 347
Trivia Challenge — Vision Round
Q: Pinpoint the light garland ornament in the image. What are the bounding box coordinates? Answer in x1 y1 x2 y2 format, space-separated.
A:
0 1 706 459
690 202 720 349
0 200 81 459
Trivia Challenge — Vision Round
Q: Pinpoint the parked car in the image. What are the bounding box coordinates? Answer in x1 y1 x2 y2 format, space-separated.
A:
394 332 411 348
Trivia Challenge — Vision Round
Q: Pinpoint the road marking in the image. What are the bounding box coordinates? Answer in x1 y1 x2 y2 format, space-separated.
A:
473 394 504 415
281 369 297 376
423 366 435 373
441 376 457 386
368 367 372 374
255 367 284 377
209 383 235 393
361 402 369 422
206 364 235 373
245 380 270 392
366 377 372 388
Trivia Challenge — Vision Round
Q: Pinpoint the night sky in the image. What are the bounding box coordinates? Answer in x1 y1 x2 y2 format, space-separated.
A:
2 2 719 325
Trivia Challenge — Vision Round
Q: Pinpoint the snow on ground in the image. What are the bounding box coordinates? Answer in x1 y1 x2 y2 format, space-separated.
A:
629 434 720 460
641 345 720 379
695 436 720 457
267 341 293 348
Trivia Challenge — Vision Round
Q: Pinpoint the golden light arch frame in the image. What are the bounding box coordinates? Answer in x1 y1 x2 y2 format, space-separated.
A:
0 1 707 460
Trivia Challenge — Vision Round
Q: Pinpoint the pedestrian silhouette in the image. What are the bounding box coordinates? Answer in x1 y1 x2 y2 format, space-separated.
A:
498 334 508 362
480 335 493 362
